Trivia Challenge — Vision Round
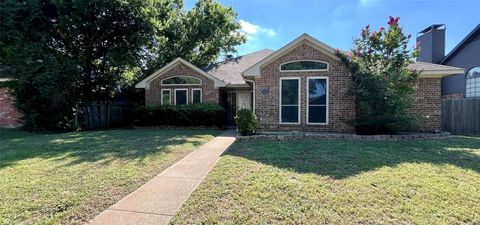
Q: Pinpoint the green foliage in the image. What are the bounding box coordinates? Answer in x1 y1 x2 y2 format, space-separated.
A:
132 103 225 127
338 16 419 134
0 0 244 130
234 109 258 136
143 0 246 73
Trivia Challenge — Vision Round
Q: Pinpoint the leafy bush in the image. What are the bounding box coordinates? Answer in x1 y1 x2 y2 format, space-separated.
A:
235 109 258 136
132 103 225 128
338 16 419 134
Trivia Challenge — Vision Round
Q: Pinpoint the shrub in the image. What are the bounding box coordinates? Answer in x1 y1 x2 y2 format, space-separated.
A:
131 103 225 128
235 109 258 136
338 16 419 135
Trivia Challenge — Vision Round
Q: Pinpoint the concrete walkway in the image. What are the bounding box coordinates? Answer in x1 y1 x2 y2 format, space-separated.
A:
89 129 237 225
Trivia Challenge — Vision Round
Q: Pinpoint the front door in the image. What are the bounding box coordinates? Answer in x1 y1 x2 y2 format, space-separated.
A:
226 92 253 126
226 92 237 125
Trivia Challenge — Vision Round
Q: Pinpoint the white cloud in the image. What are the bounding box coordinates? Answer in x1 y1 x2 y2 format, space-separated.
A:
236 19 278 55
239 19 276 38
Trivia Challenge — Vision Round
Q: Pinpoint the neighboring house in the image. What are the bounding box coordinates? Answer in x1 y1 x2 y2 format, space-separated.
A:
0 67 21 127
136 34 463 132
417 24 480 99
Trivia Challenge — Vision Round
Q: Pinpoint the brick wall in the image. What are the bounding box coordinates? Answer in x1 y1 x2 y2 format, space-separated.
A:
409 78 442 131
145 62 219 105
252 41 356 132
0 87 21 127
250 41 443 133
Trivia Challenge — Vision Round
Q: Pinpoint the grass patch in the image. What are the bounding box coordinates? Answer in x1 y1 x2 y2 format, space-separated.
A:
0 128 220 225
172 136 480 224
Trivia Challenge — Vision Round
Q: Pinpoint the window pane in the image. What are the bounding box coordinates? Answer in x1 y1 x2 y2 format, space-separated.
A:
162 76 201 85
192 90 201 104
308 106 326 123
281 61 328 71
466 67 480 98
281 79 299 105
309 79 327 105
281 106 298 123
162 90 170 105
175 90 187 105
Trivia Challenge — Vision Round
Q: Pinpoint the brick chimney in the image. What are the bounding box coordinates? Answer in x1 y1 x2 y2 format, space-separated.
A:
417 24 446 63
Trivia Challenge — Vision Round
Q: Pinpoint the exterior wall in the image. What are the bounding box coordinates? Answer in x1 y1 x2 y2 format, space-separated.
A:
417 27 445 64
408 78 442 131
145 63 219 105
0 87 21 127
441 30 480 97
442 93 464 100
252 42 356 132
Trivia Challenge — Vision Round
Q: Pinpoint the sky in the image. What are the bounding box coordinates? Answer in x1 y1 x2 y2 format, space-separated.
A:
185 0 479 56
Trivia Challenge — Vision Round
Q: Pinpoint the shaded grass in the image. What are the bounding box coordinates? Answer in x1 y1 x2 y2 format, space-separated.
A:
0 128 220 225
172 136 480 224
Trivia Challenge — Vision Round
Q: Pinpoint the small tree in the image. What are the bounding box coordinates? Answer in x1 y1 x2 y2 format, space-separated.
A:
339 16 419 134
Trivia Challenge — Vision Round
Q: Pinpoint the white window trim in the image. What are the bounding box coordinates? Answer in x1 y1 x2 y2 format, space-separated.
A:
279 77 301 125
161 89 171 106
306 77 329 125
279 60 329 72
161 75 202 86
191 88 202 104
465 66 480 98
174 88 188 105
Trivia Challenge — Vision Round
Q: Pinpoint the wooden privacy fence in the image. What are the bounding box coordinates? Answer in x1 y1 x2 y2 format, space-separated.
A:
82 102 132 130
442 99 480 134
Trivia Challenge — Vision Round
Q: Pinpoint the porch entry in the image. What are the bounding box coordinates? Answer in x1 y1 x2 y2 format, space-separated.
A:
226 91 252 125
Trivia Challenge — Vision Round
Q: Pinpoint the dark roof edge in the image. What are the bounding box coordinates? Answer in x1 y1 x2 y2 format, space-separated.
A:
440 24 480 64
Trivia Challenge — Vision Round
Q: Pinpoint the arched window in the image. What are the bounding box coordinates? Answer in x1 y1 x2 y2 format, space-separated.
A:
280 60 329 72
161 76 201 86
466 67 480 98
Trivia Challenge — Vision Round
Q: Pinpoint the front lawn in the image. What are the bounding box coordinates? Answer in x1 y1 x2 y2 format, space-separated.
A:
172 136 480 224
0 128 220 225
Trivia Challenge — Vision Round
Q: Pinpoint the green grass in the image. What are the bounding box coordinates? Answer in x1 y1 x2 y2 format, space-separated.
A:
172 136 480 225
0 128 220 225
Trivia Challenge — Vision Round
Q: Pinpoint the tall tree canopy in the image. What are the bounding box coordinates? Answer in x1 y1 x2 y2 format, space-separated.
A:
338 16 419 134
0 0 245 130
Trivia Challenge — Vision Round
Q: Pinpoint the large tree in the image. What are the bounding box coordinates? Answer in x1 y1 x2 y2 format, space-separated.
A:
339 16 419 134
143 0 246 74
0 0 245 130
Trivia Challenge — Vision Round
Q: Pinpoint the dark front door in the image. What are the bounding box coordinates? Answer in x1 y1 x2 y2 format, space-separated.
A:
226 92 237 126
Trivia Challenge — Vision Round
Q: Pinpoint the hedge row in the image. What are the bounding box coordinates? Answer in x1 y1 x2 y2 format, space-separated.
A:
132 103 225 127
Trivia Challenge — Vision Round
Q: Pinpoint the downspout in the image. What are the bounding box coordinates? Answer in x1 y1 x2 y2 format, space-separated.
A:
243 78 256 114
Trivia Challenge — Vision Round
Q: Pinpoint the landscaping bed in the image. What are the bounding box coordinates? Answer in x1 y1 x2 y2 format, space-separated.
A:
236 131 451 141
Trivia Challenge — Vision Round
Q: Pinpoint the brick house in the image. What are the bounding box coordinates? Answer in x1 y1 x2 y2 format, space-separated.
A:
0 78 21 127
136 34 463 132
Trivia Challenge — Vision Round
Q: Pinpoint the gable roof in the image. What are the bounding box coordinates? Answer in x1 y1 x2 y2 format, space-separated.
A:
408 61 464 77
440 24 480 64
204 49 274 86
135 58 225 89
243 33 339 77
